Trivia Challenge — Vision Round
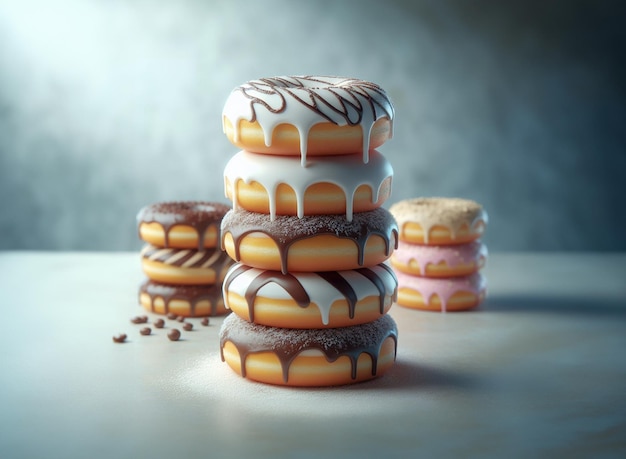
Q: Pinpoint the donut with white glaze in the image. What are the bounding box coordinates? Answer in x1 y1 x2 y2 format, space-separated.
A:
395 270 486 312
224 149 393 221
389 197 488 245
223 262 397 328
219 313 398 387
139 279 228 317
140 244 233 285
220 208 398 273
390 240 487 278
137 201 230 250
222 76 394 165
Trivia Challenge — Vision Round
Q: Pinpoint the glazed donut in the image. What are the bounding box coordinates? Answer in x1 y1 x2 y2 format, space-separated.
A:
219 313 398 387
139 279 228 317
224 149 393 221
222 76 394 164
390 240 487 278
137 201 230 250
395 271 486 312
223 262 397 328
220 208 398 273
389 197 488 245
140 244 233 285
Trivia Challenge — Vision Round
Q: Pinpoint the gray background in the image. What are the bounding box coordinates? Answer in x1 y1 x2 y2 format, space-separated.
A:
1 0 625 252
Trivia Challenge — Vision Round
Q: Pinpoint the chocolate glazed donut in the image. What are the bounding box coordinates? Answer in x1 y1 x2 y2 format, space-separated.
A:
220 207 399 274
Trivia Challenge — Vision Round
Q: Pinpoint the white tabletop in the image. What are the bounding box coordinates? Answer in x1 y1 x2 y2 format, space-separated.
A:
1 252 625 458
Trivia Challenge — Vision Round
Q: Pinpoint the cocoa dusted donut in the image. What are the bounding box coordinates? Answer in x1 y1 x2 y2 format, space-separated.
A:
219 313 398 387
220 207 399 273
222 262 397 329
389 197 488 246
222 76 394 165
139 279 228 317
137 201 230 250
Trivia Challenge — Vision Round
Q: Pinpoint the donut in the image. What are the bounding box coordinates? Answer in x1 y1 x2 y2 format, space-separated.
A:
137 201 230 250
224 149 393 221
139 279 228 317
389 197 488 245
222 76 394 164
140 244 233 285
223 262 397 328
395 270 486 312
220 208 398 273
219 313 398 387
390 240 488 278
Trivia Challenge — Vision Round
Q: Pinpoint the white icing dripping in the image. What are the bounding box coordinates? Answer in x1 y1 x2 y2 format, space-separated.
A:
222 76 394 165
223 149 393 222
223 264 397 325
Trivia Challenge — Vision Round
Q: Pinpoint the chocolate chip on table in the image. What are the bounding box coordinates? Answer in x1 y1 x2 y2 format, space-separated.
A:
167 312 177 320
131 315 148 324
183 322 193 331
153 318 165 329
112 333 127 343
167 329 181 341
140 327 151 336
176 315 185 322
201 317 210 326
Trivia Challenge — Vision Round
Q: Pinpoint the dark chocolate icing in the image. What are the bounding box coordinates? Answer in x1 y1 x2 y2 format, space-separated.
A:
220 208 398 274
139 279 226 316
137 201 230 250
219 313 398 383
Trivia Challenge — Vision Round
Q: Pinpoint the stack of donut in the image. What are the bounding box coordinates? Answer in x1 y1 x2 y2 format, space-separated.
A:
136 201 233 317
389 197 489 312
218 76 400 386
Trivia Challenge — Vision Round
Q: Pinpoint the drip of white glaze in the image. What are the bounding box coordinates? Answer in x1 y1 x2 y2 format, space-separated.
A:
222 76 394 166
223 149 393 222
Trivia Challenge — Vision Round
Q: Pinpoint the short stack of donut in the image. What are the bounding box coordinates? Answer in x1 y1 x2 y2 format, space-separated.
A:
389 197 489 312
136 201 233 317
218 76 400 386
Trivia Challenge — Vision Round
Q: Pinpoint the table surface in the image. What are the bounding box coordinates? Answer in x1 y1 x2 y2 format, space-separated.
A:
0 251 625 459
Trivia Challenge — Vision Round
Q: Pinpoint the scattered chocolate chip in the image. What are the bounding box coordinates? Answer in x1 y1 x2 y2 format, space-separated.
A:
201 317 210 326
167 312 177 320
140 327 151 336
183 322 193 331
176 315 185 322
153 318 165 328
131 315 148 324
167 329 181 341
112 333 127 343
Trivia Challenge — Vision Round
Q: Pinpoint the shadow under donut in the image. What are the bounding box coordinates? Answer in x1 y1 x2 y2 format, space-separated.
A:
484 294 626 319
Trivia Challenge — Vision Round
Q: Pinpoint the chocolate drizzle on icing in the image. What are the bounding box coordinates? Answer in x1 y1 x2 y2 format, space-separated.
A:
219 313 398 383
140 244 232 270
222 76 395 165
139 280 225 316
223 262 398 325
221 208 398 274
137 201 230 250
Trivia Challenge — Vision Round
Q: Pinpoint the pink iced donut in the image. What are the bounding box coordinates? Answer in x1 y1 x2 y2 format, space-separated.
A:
395 271 486 312
390 240 487 278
